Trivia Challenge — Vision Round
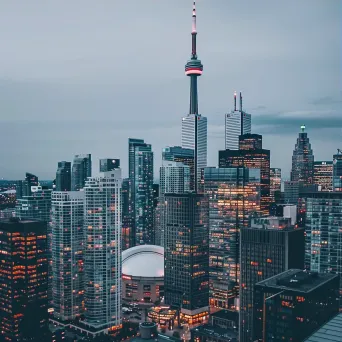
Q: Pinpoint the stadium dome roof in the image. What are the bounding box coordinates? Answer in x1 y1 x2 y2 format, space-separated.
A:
122 245 164 278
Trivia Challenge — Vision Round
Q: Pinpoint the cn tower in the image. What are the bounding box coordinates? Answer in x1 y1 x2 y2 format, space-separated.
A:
182 1 207 192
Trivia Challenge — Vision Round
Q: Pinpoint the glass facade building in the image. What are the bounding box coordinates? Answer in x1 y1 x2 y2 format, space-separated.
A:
83 170 122 332
71 154 92 191
56 161 71 191
51 191 85 321
121 178 133 251
270 168 281 201
164 193 209 324
313 161 333 191
204 167 260 310
333 151 342 191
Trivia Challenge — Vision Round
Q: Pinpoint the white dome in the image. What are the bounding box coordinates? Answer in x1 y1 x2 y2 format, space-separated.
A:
122 245 164 278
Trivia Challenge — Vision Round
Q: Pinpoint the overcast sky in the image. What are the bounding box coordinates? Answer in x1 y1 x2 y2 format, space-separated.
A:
0 0 340 180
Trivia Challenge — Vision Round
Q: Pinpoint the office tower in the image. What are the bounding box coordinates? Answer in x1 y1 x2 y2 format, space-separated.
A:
239 133 261 151
16 172 39 199
253 269 339 342
269 204 297 225
333 149 342 191
122 178 133 251
283 180 299 205
225 92 252 150
153 183 159 208
270 168 281 201
100 158 120 172
204 167 260 310
181 2 207 192
83 169 122 333
51 191 85 321
164 193 209 324
71 154 92 191
15 180 23 199
219 135 270 215
313 161 333 191
0 219 48 342
305 192 342 305
291 125 314 186
56 161 71 191
305 313 342 341
156 161 191 246
240 217 305 342
162 146 195 190
128 138 154 245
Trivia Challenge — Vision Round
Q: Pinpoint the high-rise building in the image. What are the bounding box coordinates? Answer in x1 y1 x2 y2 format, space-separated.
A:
225 92 252 150
270 168 281 201
100 158 120 172
283 180 299 205
51 191 85 321
164 193 209 324
16 172 39 199
219 135 270 215
333 149 342 191
313 161 333 191
122 178 133 251
162 146 194 190
239 133 261 151
305 192 342 305
156 161 191 246
83 169 122 334
304 313 342 341
204 167 260 310
128 138 154 245
0 219 48 342
71 154 92 191
239 217 305 342
291 125 314 186
253 269 339 342
181 2 207 192
56 161 71 191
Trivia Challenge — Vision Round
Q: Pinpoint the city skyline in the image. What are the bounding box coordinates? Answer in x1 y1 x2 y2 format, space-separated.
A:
0 0 340 180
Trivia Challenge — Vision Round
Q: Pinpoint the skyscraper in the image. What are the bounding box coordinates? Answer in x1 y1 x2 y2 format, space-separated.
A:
16 172 39 199
225 92 252 150
122 178 133 251
239 217 305 342
0 219 48 341
181 2 207 192
333 149 342 191
51 191 85 321
270 168 281 200
83 169 122 334
56 161 71 191
128 138 154 245
291 125 314 186
100 158 120 172
164 193 209 324
71 154 92 191
204 167 260 310
313 161 333 191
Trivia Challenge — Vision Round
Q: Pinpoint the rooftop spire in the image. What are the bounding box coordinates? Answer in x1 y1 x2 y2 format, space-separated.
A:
301 124 305 133
191 1 197 59
234 91 237 111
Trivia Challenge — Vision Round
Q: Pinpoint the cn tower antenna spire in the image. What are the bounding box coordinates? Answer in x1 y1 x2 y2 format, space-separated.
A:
191 1 197 59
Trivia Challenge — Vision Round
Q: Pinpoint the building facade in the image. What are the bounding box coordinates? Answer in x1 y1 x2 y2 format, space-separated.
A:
122 178 133 251
51 191 85 321
56 161 71 191
239 218 305 342
164 193 209 324
313 161 333 191
83 170 122 333
333 150 342 191
270 168 281 201
71 154 92 191
204 167 260 310
128 138 154 245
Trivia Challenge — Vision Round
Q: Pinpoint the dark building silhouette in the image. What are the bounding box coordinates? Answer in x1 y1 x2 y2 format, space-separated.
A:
122 178 133 251
71 154 92 191
99 158 120 172
239 217 305 342
291 125 314 186
56 161 71 191
333 149 342 191
305 313 342 341
253 269 339 342
164 193 209 324
0 219 48 342
16 173 39 200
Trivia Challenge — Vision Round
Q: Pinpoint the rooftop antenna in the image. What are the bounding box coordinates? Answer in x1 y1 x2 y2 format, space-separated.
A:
239 92 243 112
234 91 237 111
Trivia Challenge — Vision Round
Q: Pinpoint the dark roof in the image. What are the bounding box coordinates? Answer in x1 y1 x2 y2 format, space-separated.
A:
192 324 238 341
304 313 342 342
211 310 238 322
256 269 338 293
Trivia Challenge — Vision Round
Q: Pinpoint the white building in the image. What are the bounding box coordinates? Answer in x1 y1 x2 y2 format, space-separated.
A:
51 191 85 321
84 169 122 334
181 113 207 190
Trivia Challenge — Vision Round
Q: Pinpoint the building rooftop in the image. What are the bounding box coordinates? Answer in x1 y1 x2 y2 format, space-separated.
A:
211 310 238 322
192 324 238 341
256 269 338 293
122 245 164 278
304 313 342 342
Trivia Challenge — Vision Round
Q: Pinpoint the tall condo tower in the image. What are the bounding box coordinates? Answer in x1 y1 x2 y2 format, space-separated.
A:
181 1 207 192
71 154 92 191
83 169 122 335
56 161 71 191
225 92 252 150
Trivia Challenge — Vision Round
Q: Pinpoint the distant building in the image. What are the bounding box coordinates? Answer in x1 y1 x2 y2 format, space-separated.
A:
314 161 333 191
122 178 133 250
284 180 299 205
204 167 260 310
269 204 297 225
71 154 92 191
239 133 262 151
333 150 342 191
99 158 120 172
253 269 339 342
164 193 209 324
240 217 305 342
225 92 251 150
270 168 281 201
0 219 48 341
56 161 71 191
16 172 39 199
